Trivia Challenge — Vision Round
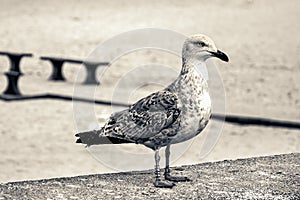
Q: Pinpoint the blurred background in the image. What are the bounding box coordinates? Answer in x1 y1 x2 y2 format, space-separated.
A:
0 0 299 183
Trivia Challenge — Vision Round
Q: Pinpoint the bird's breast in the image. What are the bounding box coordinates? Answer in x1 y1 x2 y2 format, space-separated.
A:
170 71 211 144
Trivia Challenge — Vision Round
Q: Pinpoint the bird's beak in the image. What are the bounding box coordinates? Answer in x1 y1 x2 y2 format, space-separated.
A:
209 50 229 62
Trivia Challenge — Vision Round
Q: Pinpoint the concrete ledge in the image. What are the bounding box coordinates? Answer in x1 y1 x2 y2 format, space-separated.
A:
0 153 299 199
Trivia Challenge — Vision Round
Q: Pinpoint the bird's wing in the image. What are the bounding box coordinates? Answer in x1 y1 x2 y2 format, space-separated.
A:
100 90 181 143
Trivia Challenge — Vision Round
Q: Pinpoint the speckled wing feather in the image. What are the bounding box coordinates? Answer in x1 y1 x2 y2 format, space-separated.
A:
100 90 181 144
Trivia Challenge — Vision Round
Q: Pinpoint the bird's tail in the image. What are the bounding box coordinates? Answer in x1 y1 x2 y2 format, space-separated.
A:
75 130 133 146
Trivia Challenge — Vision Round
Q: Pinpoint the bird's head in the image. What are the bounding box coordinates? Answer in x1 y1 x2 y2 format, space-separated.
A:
182 34 229 62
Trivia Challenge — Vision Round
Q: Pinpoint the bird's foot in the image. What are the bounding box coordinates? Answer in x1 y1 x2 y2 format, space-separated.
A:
165 174 192 182
154 179 176 188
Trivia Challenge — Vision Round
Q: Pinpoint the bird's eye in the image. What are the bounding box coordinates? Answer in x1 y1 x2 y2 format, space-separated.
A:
199 42 207 47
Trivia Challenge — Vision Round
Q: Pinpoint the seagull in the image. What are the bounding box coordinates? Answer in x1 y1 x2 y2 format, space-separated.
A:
75 34 229 188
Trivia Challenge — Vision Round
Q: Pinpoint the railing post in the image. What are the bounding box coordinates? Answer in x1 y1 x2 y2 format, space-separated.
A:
82 62 100 85
48 60 66 81
3 52 32 73
0 52 32 96
3 71 23 95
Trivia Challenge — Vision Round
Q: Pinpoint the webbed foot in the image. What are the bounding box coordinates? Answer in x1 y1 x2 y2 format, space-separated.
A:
154 180 176 188
165 174 192 182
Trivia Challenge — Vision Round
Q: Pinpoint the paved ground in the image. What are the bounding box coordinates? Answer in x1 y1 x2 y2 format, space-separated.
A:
0 153 299 199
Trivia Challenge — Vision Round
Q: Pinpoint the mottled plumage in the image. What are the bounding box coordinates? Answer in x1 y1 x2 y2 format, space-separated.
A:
76 34 229 188
103 90 181 148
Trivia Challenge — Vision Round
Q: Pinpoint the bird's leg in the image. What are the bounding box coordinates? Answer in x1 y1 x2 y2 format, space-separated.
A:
164 144 192 182
153 149 175 188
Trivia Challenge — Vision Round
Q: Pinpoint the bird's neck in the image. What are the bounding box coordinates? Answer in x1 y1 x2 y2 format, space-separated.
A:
168 58 208 93
181 58 208 81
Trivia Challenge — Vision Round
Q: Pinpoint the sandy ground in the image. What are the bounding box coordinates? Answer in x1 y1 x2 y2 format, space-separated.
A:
0 0 299 183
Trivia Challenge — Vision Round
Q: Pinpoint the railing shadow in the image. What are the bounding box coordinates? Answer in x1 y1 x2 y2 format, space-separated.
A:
1 94 299 129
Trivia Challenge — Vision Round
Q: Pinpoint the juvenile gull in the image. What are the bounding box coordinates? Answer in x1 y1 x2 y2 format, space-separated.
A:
75 34 229 188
